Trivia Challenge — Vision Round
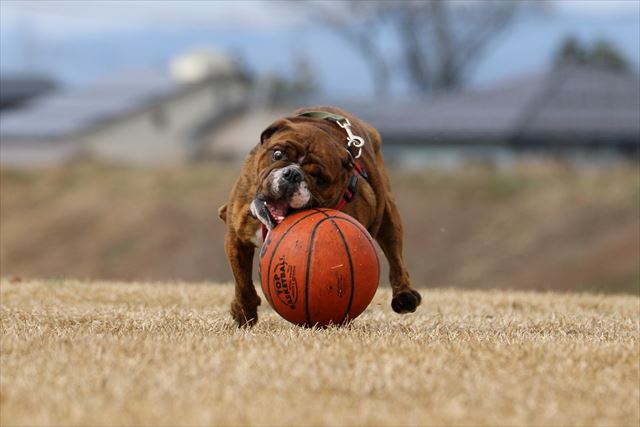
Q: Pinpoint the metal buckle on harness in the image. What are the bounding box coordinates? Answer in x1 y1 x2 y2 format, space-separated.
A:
336 118 365 159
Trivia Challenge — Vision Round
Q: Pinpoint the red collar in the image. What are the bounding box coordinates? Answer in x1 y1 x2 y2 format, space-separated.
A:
333 160 368 211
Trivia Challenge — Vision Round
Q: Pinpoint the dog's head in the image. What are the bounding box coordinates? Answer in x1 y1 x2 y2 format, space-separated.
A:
253 117 354 224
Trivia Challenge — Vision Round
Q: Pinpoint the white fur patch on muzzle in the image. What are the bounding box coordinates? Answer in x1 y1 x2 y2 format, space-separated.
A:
289 181 311 208
266 164 311 209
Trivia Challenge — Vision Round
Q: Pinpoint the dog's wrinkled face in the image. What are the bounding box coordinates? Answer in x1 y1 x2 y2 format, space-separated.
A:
250 118 353 228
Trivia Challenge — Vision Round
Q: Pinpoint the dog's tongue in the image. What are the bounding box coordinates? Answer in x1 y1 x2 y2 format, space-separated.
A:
265 199 289 224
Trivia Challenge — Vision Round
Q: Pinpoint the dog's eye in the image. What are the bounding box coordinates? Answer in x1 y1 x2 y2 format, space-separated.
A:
271 150 284 161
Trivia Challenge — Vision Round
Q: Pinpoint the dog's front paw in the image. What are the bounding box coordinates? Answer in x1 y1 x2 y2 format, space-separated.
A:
391 289 422 314
230 297 260 327
250 196 275 230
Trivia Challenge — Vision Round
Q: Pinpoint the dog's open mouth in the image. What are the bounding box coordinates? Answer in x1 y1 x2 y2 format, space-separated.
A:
265 199 289 224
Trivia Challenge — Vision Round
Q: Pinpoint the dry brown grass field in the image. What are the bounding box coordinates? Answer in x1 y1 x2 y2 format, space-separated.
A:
1 279 638 426
1 162 638 294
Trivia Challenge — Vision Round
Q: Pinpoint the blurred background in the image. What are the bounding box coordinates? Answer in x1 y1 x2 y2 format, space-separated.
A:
0 0 638 294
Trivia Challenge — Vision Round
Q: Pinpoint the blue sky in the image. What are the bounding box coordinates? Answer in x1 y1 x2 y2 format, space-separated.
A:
1 0 638 98
1 0 637 29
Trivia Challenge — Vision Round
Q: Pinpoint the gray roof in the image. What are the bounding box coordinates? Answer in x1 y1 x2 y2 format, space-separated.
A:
0 70 178 141
351 65 640 144
0 68 251 143
521 66 639 140
0 77 57 110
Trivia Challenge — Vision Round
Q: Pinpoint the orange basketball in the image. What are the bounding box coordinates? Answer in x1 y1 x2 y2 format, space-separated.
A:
259 208 380 327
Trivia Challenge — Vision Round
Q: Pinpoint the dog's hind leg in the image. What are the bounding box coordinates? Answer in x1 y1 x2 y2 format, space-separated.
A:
224 230 261 326
375 196 422 314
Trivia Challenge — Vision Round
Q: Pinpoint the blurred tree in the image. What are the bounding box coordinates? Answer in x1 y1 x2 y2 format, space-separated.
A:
556 36 589 65
269 53 318 106
306 0 544 97
555 36 629 71
395 0 529 94
590 39 630 71
304 1 395 97
290 52 318 97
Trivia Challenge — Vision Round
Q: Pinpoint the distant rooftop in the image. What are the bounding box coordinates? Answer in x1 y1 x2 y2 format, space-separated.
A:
0 77 57 111
0 49 249 143
0 70 181 141
350 64 640 145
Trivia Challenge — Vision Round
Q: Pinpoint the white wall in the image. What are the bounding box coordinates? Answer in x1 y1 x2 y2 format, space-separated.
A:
85 79 248 165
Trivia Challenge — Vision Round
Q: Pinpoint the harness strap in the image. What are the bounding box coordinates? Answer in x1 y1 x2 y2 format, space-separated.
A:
334 162 367 211
296 111 349 123
297 110 366 159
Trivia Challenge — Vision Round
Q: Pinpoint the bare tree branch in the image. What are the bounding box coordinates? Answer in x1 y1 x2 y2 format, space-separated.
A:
303 0 545 97
303 1 394 98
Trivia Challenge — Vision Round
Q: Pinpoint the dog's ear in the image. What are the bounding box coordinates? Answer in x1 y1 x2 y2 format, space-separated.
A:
217 203 228 223
260 119 292 144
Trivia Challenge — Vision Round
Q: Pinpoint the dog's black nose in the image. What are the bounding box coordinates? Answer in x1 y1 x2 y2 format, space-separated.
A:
283 168 302 184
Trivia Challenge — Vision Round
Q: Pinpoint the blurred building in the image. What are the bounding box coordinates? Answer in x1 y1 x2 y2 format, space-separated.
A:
0 77 57 111
353 64 640 168
202 64 639 168
0 49 250 167
4 61 638 169
206 108 292 160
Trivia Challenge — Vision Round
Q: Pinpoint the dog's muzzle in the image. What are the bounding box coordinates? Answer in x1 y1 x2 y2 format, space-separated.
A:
251 164 311 229
278 165 303 196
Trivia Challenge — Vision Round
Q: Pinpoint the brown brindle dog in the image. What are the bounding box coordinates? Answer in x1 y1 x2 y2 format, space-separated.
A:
218 106 421 326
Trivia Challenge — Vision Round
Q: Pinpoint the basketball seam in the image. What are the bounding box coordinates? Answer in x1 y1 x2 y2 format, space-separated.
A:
308 210 334 327
265 210 324 311
314 210 356 324
327 216 381 281
304 221 322 326
304 212 356 327
328 218 356 324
